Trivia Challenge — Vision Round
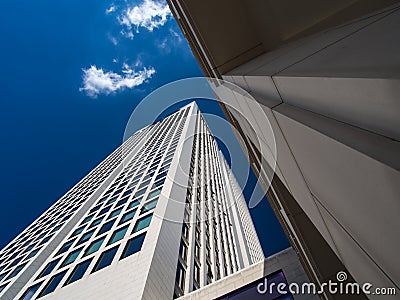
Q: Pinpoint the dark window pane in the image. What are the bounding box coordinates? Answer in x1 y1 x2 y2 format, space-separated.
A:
89 216 104 229
98 206 111 216
64 258 93 286
19 282 43 300
62 248 83 267
92 246 118 273
120 233 146 259
71 226 85 237
37 271 67 298
0 283 8 293
37 258 60 279
5 263 26 280
98 220 115 235
116 198 128 208
56 240 74 255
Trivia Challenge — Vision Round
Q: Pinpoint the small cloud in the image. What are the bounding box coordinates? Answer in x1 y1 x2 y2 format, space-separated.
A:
107 34 119 45
112 58 118 63
106 5 116 14
118 0 171 37
155 26 185 54
169 28 182 43
120 29 134 40
79 65 156 98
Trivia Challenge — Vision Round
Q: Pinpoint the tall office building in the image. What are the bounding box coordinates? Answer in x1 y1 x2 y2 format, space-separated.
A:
167 1 400 298
0 102 264 300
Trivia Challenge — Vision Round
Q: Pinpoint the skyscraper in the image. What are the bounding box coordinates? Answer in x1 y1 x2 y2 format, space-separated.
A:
0 102 264 300
166 1 400 297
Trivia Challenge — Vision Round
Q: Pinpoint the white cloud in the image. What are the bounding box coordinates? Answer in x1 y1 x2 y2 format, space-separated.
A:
106 5 116 14
118 0 171 37
107 33 119 45
80 65 156 98
169 28 182 43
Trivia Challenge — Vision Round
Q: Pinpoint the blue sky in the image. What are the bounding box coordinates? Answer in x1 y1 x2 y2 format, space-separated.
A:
0 0 288 256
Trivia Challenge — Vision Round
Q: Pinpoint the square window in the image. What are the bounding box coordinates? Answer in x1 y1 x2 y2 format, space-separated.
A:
19 281 43 300
64 258 93 286
106 197 118 205
84 238 105 257
80 215 94 226
71 226 85 238
120 233 146 259
98 220 115 236
133 214 152 233
91 246 118 273
147 189 161 200
108 208 123 219
76 230 95 245
61 248 83 267
128 199 141 210
141 199 158 213
37 259 60 279
37 271 67 298
98 206 111 216
116 198 128 208
5 263 26 280
119 209 137 225
107 226 129 245
56 240 74 256
89 216 104 229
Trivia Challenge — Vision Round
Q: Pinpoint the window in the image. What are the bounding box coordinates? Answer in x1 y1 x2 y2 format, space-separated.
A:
64 258 92 286
56 240 75 255
37 271 67 298
91 246 118 273
80 215 94 225
133 214 152 233
5 263 26 280
195 243 200 260
98 220 115 236
76 230 95 245
119 209 137 225
128 199 141 210
98 206 111 216
193 263 200 285
71 226 85 238
89 216 104 228
179 242 188 262
115 198 128 208
120 233 146 259
106 197 118 205
175 262 185 292
0 283 8 293
84 238 104 257
147 189 161 200
25 249 38 259
37 258 60 279
108 207 122 219
182 224 189 240
62 248 83 267
107 226 129 245
141 199 158 213
19 282 43 300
